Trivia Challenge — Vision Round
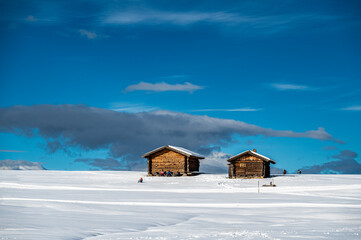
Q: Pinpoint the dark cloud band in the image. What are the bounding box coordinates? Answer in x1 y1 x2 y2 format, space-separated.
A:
0 104 342 170
302 150 361 174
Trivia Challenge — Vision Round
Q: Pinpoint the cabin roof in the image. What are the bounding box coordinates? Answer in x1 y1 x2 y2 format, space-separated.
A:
227 150 276 164
142 145 205 159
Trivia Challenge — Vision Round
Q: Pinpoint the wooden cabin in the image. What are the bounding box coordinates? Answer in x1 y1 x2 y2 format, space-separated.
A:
142 145 205 176
227 149 275 178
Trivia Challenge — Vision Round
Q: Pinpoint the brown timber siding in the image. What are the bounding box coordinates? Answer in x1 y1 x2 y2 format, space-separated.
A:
229 153 269 178
188 157 200 172
149 149 186 175
264 162 270 178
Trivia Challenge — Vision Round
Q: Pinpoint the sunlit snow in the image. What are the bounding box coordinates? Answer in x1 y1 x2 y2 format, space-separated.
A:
1 171 360 239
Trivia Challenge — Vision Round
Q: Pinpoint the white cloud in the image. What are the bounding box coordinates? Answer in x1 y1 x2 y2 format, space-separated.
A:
341 106 361 111
270 83 310 91
200 152 232 173
79 29 98 39
125 82 203 93
109 103 158 113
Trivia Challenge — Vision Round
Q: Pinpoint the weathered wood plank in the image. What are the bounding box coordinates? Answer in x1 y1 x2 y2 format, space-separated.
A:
228 152 269 178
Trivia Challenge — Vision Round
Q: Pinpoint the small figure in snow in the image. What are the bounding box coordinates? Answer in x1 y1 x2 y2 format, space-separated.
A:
138 177 143 183
297 169 302 174
160 171 164 176
283 169 287 175
167 171 172 177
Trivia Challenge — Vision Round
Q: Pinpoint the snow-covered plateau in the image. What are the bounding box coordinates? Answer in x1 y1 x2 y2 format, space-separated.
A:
0 171 360 240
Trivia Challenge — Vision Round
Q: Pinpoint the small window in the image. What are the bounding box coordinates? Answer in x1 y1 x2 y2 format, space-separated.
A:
240 163 246 167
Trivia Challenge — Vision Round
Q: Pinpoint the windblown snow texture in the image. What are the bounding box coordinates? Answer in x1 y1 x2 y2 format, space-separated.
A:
0 171 360 239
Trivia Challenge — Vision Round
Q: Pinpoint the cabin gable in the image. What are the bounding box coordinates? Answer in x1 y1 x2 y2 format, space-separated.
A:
143 145 203 176
227 150 273 178
149 149 185 175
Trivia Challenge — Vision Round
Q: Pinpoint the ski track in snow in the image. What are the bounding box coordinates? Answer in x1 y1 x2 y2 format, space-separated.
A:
1 171 361 240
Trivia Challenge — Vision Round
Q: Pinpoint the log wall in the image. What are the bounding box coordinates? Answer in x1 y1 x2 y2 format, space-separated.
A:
188 157 200 172
148 149 186 175
264 162 270 177
229 154 268 178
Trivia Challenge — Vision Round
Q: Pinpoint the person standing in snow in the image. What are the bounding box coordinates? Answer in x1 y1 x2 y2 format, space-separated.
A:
138 177 143 183
283 169 287 175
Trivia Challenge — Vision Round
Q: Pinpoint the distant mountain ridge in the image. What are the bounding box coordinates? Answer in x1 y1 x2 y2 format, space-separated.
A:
0 159 46 170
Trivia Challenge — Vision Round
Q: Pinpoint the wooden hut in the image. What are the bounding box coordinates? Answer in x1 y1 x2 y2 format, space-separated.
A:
142 145 205 176
227 149 275 178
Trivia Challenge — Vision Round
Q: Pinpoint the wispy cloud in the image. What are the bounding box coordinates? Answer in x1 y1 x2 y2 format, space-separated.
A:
270 83 311 91
0 150 27 153
25 15 37 22
191 108 262 112
104 11 242 26
79 29 98 39
103 9 337 34
109 102 158 113
125 82 204 93
341 106 361 111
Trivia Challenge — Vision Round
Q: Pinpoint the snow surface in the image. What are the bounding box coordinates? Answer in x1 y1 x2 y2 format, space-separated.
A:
0 171 360 240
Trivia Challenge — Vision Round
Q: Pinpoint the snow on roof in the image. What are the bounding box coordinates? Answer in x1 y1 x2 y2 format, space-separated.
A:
168 145 205 159
227 150 276 164
142 145 205 159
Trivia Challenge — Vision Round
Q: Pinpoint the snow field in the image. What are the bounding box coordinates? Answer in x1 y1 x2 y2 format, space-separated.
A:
0 171 360 239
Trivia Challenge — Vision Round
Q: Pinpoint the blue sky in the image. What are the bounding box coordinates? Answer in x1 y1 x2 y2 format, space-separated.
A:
0 0 360 173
